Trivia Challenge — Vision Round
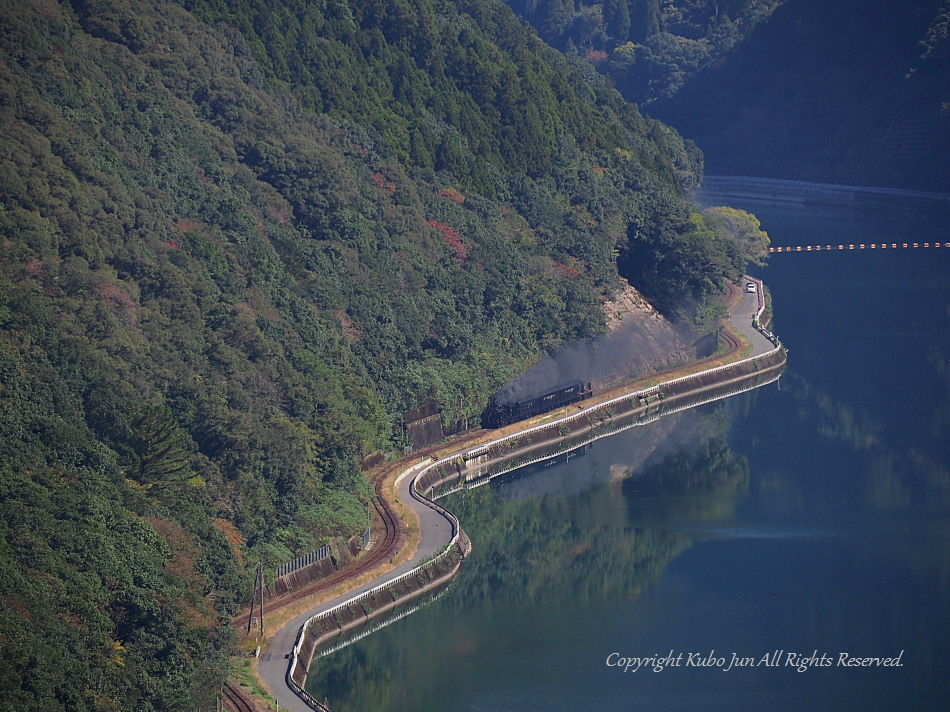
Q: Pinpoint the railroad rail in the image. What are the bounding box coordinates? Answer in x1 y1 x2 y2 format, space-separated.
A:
718 326 740 353
222 683 256 712
282 490 397 603
243 290 757 630
234 483 400 627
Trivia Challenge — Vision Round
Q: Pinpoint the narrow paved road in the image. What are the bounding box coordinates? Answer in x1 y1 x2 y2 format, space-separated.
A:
252 278 779 711
731 278 775 357
255 459 455 712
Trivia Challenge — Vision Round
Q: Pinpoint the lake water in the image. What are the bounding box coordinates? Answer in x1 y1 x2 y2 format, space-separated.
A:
305 199 950 711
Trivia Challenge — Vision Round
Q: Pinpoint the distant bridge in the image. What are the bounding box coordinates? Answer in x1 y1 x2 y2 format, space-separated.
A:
700 175 950 204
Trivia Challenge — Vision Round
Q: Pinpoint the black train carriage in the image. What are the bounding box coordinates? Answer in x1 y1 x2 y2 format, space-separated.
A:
484 381 592 429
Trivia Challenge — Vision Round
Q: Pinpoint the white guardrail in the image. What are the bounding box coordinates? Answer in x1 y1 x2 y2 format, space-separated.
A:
464 286 780 465
286 466 462 710
284 280 784 710
751 277 779 345
435 367 783 500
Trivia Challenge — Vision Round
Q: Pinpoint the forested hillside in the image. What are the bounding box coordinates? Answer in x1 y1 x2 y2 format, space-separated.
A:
508 0 950 191
503 0 782 105
0 1 743 708
650 0 950 191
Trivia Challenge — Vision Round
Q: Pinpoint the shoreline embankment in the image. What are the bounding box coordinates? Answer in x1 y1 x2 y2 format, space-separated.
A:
271 279 784 712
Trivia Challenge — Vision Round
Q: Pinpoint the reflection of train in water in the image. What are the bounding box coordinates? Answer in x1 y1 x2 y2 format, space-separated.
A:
484 381 593 429
489 443 592 490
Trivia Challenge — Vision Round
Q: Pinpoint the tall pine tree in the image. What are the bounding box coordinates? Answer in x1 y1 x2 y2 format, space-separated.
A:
124 404 193 487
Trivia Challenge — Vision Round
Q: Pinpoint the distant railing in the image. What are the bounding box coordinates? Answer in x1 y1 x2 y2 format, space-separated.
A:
435 367 783 500
315 586 452 659
461 343 783 471
285 483 461 711
702 175 950 203
749 277 780 346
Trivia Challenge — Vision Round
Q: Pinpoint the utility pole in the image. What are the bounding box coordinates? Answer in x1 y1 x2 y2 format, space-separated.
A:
257 562 265 638
246 561 265 638
246 566 256 636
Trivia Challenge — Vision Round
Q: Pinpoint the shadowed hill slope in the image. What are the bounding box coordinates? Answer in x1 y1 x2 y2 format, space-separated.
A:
649 0 950 191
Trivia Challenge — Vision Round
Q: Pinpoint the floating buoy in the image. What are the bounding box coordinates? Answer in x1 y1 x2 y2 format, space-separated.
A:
768 241 949 253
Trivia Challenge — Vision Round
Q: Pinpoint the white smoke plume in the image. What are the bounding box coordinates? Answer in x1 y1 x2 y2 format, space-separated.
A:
495 318 690 405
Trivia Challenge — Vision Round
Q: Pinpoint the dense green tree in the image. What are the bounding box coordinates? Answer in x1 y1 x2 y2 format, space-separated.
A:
605 0 632 44
631 0 662 40
504 0 781 104
704 206 770 266
124 403 194 487
540 0 576 38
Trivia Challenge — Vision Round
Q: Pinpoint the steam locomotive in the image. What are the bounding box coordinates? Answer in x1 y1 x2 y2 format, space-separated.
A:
484 381 593 429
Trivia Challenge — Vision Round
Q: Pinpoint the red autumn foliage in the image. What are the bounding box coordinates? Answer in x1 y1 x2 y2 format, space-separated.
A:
144 516 209 589
554 260 582 281
266 202 293 225
93 282 138 324
211 518 246 566
143 517 216 629
586 49 609 65
5 596 32 620
253 212 267 239
372 172 396 194
175 218 205 234
425 219 468 263
335 309 362 342
30 0 61 19
23 258 45 280
439 187 466 204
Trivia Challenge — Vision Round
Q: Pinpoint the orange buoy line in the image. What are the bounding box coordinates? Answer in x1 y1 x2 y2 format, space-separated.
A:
769 242 950 252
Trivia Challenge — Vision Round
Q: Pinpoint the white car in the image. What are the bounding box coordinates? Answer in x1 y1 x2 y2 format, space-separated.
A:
745 282 757 294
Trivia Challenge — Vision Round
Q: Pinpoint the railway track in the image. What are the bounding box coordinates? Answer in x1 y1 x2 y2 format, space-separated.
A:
345 486 399 581
222 683 256 712
236 280 765 712
719 327 740 354
233 480 402 620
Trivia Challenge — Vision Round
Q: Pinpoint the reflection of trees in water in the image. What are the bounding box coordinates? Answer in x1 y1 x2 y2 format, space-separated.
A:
782 371 950 503
928 343 949 447
450 484 690 608
447 366 780 503
787 371 884 453
624 431 751 528
306 638 394 712
449 409 748 605
450 415 751 608
305 408 752 712
753 370 950 617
